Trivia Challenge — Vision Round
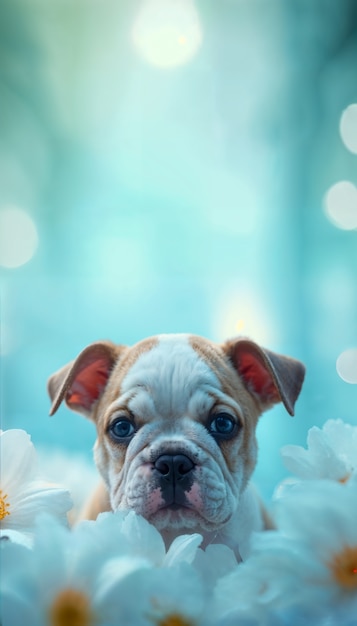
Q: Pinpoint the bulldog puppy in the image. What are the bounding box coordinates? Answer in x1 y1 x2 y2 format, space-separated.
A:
48 334 305 560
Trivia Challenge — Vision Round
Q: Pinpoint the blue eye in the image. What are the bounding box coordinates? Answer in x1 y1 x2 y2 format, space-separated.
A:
209 413 237 438
109 418 135 440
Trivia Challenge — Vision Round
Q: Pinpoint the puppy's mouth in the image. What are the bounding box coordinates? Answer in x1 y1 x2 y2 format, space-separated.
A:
148 501 203 530
161 502 186 511
158 483 195 511
147 478 207 530
156 500 197 516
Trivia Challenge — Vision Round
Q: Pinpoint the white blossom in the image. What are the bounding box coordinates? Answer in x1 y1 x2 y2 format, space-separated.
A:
1 514 151 626
0 430 72 544
280 419 357 483
214 480 357 622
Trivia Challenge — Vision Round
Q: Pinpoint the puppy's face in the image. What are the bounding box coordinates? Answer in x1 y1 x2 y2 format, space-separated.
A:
48 334 305 535
93 335 260 532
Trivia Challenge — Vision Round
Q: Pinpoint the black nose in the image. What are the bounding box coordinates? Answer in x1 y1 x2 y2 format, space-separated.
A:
154 454 195 483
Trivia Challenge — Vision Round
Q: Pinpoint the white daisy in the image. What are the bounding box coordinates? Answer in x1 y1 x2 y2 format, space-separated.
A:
1 511 213 626
192 543 238 591
100 562 210 626
1 514 152 626
79 511 236 624
0 429 72 542
214 481 357 621
280 418 357 483
215 605 352 626
85 509 203 568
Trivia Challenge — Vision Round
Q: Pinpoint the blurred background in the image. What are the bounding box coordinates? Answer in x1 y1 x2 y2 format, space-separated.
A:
1 0 356 502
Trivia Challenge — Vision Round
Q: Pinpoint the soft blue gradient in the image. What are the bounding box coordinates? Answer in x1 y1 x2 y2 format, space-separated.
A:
1 0 356 501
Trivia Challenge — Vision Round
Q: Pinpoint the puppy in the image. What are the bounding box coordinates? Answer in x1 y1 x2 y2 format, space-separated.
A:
48 333 305 559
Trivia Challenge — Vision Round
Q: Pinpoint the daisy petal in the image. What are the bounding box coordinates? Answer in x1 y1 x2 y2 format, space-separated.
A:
0 528 33 548
164 532 202 567
281 444 315 479
119 510 166 564
5 484 72 531
307 427 347 478
0 430 37 492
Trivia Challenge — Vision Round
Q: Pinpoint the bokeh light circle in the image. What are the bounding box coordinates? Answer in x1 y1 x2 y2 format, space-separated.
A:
339 103 357 154
323 181 357 230
336 348 357 384
0 207 38 268
132 0 202 68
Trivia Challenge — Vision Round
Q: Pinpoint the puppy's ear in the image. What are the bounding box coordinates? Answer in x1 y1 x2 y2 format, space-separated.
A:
47 341 124 418
223 338 305 416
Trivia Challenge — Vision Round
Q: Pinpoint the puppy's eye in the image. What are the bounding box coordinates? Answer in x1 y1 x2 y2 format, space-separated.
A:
209 413 237 438
109 418 135 441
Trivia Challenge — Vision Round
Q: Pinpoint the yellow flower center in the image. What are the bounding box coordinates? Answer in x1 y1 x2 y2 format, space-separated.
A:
49 588 94 626
0 490 11 520
329 545 357 590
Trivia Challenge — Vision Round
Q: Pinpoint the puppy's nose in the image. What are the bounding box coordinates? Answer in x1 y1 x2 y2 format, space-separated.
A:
154 454 194 482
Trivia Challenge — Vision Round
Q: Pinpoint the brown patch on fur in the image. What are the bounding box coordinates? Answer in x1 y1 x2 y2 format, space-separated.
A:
189 335 261 418
189 335 261 480
93 336 159 422
78 480 111 521
88 337 160 491
260 502 275 530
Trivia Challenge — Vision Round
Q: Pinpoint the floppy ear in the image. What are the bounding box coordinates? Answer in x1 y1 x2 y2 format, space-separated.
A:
223 338 305 416
47 341 124 418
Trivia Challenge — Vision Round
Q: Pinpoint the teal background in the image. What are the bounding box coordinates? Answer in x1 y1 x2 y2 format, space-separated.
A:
1 0 356 500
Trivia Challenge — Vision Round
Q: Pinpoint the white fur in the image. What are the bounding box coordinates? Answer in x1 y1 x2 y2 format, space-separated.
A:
120 334 222 419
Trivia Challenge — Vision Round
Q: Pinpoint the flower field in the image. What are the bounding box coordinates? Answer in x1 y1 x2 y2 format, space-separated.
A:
1 420 357 626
